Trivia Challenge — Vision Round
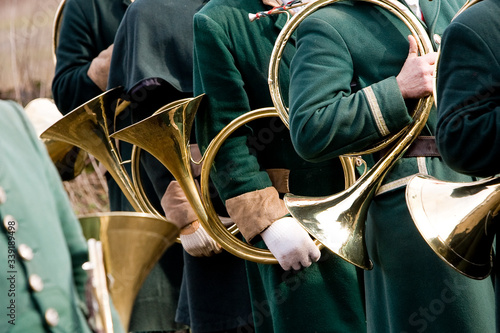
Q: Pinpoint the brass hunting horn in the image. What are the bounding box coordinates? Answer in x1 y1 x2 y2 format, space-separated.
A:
266 0 434 270
52 0 66 64
79 212 178 329
40 88 180 329
111 96 284 264
405 0 493 280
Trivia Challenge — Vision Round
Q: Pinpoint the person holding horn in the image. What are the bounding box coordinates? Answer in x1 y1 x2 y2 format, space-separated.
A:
107 0 255 332
435 0 500 328
193 0 366 332
287 0 496 331
51 0 186 332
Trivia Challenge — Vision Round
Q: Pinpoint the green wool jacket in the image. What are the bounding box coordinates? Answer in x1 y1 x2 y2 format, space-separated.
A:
0 100 123 333
289 1 496 332
107 1 253 332
52 0 131 115
436 0 500 177
436 0 500 329
194 0 344 202
289 0 474 191
194 1 366 333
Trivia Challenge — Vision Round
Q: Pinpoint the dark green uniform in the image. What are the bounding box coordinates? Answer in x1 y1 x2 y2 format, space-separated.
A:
108 0 253 332
194 1 366 332
52 0 130 115
0 100 124 333
51 0 179 331
436 0 500 329
289 0 496 332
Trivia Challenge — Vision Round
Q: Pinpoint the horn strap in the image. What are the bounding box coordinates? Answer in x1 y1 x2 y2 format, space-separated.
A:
377 136 440 159
404 136 440 157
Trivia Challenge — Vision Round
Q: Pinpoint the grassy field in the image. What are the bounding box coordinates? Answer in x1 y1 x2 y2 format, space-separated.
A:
0 0 109 215
0 0 60 104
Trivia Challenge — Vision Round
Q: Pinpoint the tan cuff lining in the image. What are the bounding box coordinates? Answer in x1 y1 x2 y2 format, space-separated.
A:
266 168 290 194
225 187 289 243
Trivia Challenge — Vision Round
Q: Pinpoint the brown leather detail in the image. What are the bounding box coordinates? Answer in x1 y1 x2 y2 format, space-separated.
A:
404 136 440 157
377 136 440 159
225 187 288 243
161 180 198 229
266 168 290 194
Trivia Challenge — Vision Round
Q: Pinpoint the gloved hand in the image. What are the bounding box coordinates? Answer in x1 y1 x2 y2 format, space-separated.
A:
87 44 114 91
179 221 222 257
261 216 321 270
161 180 221 257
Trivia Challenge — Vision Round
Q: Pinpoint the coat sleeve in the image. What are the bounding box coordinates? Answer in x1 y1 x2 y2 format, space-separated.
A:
193 13 274 202
436 20 500 177
289 15 411 162
51 0 103 114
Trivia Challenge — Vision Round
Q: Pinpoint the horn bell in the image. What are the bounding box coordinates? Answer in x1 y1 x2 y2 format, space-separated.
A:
406 174 498 280
285 177 374 270
79 212 179 330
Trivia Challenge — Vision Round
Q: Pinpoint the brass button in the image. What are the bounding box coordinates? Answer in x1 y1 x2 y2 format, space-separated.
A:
18 244 34 261
44 308 59 327
0 187 6 205
3 215 18 233
29 274 44 292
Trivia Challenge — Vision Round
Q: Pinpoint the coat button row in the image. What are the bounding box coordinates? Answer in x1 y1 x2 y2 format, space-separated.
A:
3 215 17 233
29 274 44 292
18 244 34 261
45 308 60 327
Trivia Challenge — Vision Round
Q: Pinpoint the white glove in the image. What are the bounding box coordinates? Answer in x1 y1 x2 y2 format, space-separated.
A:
180 221 222 257
162 181 222 257
87 44 114 91
261 216 321 270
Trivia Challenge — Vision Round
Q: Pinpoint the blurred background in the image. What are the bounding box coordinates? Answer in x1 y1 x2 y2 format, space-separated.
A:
0 0 109 215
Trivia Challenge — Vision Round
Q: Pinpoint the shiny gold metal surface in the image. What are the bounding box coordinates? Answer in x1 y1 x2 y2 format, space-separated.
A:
406 175 496 279
200 107 324 263
407 0 491 280
80 212 179 330
112 97 301 264
52 0 66 64
267 0 434 270
41 87 153 214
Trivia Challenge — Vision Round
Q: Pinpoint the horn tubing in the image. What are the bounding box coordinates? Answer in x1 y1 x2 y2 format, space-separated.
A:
268 0 434 269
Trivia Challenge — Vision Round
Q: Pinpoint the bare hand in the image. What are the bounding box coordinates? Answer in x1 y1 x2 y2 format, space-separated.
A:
87 44 114 91
396 35 437 99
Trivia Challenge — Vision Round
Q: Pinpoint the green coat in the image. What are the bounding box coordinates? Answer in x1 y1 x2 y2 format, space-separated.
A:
289 0 496 332
0 100 124 333
52 0 131 115
436 0 500 177
108 0 253 331
436 0 500 328
194 1 366 332
51 1 183 331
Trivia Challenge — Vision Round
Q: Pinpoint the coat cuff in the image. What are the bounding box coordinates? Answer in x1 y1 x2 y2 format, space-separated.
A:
225 187 289 243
